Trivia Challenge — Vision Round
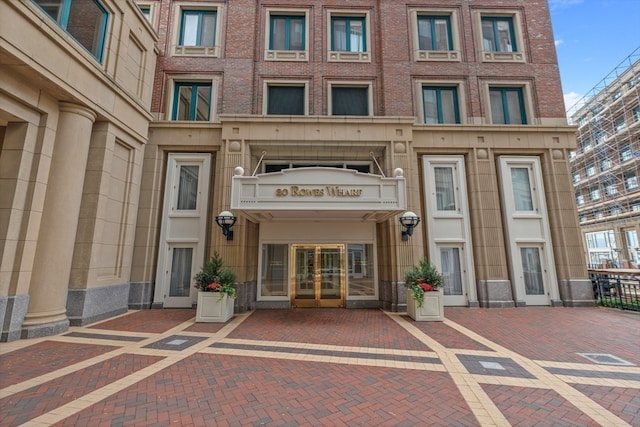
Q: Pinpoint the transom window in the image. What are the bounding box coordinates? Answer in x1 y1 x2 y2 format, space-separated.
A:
267 85 305 115
489 87 526 124
179 10 216 47
270 15 305 50
172 82 212 121
482 16 516 52
417 15 452 51
331 17 366 52
422 86 460 124
33 0 108 61
331 86 369 116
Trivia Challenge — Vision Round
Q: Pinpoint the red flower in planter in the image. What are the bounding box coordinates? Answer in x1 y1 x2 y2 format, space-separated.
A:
207 282 222 291
419 283 435 292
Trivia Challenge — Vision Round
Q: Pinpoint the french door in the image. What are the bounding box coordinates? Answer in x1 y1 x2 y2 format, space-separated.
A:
291 244 345 307
155 153 210 308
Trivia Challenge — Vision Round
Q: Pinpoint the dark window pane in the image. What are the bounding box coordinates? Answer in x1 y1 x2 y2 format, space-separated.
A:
268 86 305 115
332 87 368 115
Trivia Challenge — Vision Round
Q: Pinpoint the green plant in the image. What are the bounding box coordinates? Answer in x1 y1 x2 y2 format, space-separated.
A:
194 252 237 299
404 259 444 307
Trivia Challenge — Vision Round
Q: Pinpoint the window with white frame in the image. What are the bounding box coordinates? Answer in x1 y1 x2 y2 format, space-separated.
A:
33 0 108 61
489 86 527 124
605 182 618 196
265 83 306 115
614 116 626 133
620 144 633 162
172 82 212 121
624 172 638 190
137 4 151 21
600 158 612 171
329 84 371 116
589 186 600 201
510 166 535 211
585 163 596 177
572 172 580 183
173 5 221 56
422 86 460 124
265 10 308 61
328 11 370 62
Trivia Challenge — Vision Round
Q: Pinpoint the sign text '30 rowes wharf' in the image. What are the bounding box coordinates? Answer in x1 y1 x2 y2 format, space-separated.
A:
275 185 363 197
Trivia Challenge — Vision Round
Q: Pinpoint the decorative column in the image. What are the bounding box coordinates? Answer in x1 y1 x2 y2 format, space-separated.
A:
21 103 96 338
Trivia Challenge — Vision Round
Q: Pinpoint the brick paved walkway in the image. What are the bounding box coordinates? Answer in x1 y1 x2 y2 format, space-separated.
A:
1 307 638 426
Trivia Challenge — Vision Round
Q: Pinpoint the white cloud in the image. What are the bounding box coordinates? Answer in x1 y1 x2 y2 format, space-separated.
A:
564 92 585 119
555 39 564 47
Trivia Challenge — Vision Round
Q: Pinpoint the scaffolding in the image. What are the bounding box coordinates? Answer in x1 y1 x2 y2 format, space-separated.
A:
566 47 640 267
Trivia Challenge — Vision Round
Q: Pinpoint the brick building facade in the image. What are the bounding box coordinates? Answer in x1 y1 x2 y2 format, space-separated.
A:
0 0 593 341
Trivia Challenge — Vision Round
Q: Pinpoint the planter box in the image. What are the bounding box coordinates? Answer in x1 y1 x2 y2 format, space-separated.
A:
196 292 234 322
406 289 444 321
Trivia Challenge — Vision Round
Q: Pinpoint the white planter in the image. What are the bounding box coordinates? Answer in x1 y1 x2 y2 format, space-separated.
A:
406 289 444 321
196 291 234 322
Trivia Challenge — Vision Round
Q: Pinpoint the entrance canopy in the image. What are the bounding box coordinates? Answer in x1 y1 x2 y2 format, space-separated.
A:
231 167 406 222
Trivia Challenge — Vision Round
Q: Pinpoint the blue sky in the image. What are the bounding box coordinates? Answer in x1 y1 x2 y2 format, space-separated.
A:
549 0 640 111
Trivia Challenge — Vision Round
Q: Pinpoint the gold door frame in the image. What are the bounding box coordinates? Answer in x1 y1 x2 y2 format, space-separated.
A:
291 244 345 307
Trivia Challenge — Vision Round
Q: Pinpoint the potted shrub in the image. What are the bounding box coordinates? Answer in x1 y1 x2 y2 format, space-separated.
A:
194 252 237 322
404 259 444 321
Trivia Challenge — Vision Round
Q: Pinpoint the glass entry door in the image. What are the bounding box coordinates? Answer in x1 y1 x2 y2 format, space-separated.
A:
291 244 345 307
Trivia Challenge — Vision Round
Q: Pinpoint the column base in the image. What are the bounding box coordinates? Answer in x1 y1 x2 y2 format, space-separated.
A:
21 318 69 339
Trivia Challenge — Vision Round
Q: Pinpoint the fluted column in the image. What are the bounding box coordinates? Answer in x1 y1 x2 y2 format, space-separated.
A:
22 103 96 338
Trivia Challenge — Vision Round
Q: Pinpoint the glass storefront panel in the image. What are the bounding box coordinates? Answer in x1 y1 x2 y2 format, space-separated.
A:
347 244 374 296
261 244 288 296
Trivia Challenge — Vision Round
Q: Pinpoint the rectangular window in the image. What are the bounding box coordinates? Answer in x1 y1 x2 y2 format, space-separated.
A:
434 167 456 210
580 137 592 152
576 193 584 205
440 247 463 296
572 173 580 183
33 0 108 61
422 86 460 124
260 244 288 297
270 15 305 50
482 17 516 52
138 5 151 21
589 186 600 201
177 165 199 210
624 173 638 190
347 244 375 297
489 87 526 124
172 82 212 121
169 248 193 297
585 163 596 177
331 86 369 116
620 145 633 162
600 159 612 171
510 167 534 211
605 182 618 196
614 116 626 133
331 16 365 52
267 85 305 115
417 15 452 51
521 247 544 295
633 105 640 122
179 10 216 47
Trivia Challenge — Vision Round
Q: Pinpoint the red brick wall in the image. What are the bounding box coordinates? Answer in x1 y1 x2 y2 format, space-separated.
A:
150 0 565 120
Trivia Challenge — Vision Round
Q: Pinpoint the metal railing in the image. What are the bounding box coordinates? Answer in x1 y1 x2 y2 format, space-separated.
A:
589 269 640 312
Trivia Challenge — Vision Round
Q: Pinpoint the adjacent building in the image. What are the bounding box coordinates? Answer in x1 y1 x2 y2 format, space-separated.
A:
568 49 640 269
1 0 593 342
